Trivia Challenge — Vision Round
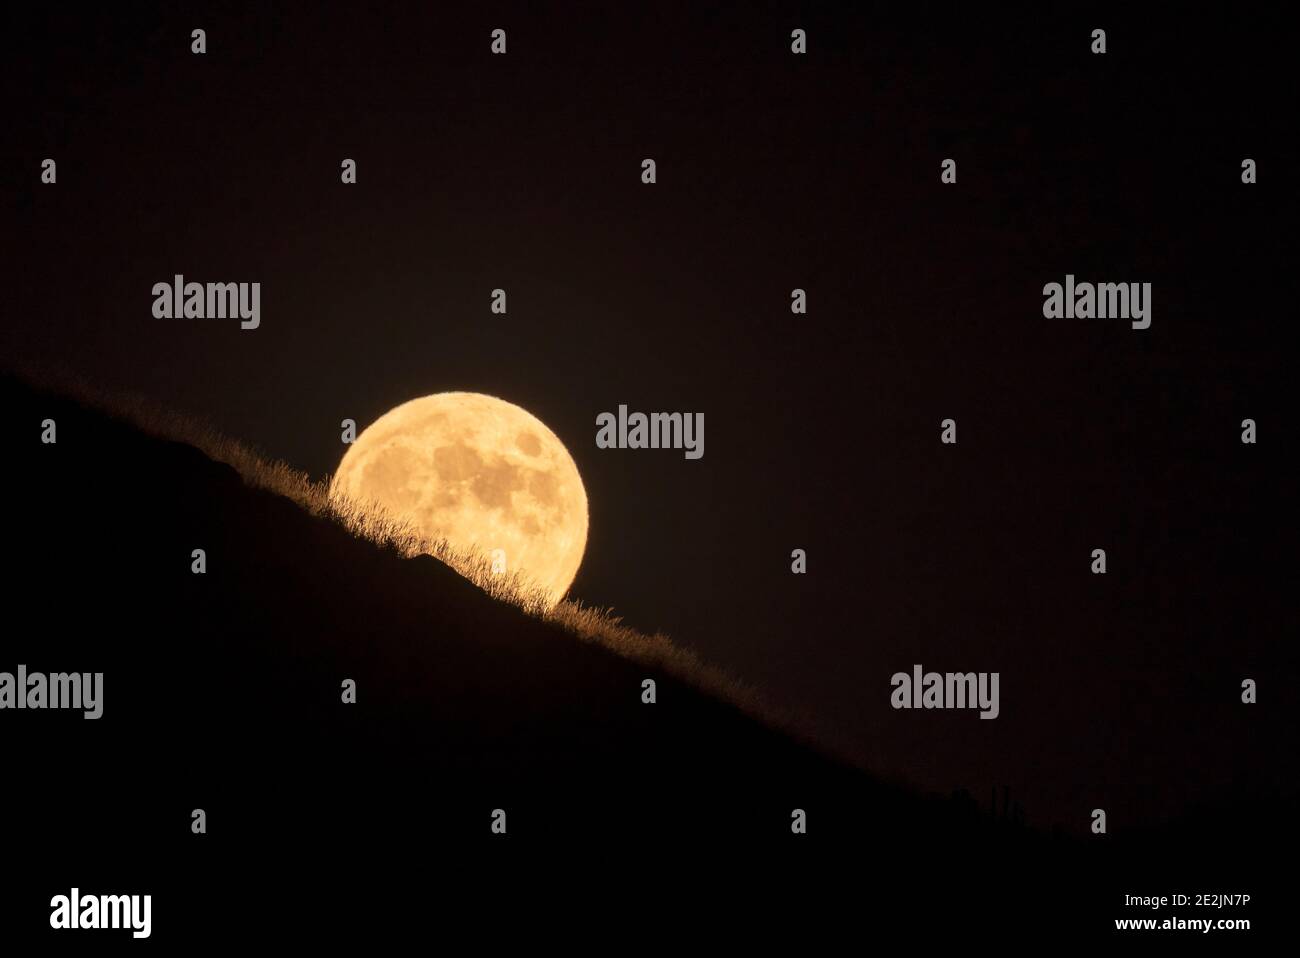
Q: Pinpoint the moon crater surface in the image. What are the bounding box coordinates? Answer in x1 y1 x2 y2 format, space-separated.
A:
330 393 588 606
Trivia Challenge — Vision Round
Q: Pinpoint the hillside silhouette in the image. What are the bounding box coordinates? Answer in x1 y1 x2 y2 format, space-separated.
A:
2 372 1288 943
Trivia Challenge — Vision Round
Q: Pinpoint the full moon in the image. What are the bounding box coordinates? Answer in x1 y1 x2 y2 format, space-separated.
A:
330 393 588 607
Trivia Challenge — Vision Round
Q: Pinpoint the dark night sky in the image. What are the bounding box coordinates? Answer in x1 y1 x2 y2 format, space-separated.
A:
5 4 1294 830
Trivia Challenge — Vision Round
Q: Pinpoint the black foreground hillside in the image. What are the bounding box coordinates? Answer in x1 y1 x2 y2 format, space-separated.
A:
1 374 1286 943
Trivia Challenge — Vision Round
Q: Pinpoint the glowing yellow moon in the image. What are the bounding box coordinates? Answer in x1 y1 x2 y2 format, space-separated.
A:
330 393 588 606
